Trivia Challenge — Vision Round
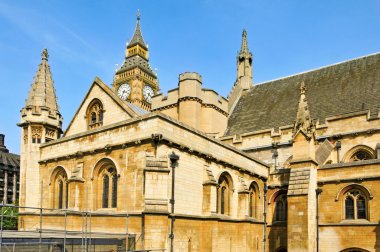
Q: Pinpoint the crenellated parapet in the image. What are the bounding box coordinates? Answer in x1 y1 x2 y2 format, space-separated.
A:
152 72 228 137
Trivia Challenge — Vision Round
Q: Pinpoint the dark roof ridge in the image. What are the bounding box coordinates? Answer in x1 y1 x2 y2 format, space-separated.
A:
255 51 380 87
226 51 380 136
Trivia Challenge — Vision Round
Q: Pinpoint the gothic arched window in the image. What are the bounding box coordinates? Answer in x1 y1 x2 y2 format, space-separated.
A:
102 175 109 208
344 145 375 163
51 167 68 209
87 99 104 129
350 150 374 162
100 167 117 209
274 194 287 222
217 173 233 215
344 189 368 220
248 183 257 218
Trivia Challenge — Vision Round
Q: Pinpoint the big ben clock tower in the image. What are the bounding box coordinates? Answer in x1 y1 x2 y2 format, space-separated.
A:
112 11 159 111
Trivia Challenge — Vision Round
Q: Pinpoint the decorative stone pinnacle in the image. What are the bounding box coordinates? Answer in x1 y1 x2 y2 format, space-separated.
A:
294 81 312 135
240 29 249 54
137 9 141 21
42 48 49 61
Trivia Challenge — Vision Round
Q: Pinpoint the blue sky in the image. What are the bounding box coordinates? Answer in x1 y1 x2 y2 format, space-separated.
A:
1 0 380 154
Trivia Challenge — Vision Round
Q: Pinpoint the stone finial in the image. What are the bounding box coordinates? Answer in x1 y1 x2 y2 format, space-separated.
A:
137 9 141 21
41 48 49 61
240 29 249 54
294 81 312 135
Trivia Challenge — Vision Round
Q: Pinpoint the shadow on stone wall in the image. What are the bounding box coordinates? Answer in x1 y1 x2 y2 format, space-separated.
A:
268 223 287 252
375 222 380 252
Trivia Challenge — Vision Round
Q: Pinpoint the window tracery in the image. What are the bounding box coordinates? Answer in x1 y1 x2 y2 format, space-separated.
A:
100 167 117 209
87 99 104 129
51 167 68 209
217 173 232 215
349 150 374 162
31 126 42 144
344 189 367 220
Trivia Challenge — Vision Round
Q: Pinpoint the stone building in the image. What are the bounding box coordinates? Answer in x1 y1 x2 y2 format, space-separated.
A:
0 134 20 204
17 13 380 252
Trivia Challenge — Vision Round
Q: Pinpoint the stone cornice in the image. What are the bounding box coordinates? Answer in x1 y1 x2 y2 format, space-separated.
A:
41 112 269 169
39 134 267 179
319 159 380 170
316 127 380 142
317 175 380 185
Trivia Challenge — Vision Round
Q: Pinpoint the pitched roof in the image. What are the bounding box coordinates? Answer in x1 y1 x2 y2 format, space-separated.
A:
63 77 139 137
225 52 380 136
127 13 147 50
116 55 156 77
25 49 59 112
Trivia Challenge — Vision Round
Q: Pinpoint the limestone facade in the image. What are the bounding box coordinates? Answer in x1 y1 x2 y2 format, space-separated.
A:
18 14 380 252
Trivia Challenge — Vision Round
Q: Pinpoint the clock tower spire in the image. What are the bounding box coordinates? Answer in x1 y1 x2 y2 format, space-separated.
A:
112 10 158 111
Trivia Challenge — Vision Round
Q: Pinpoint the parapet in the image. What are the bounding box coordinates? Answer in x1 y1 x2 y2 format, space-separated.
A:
179 72 202 83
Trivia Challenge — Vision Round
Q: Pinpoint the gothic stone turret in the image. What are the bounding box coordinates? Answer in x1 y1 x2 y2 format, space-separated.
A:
18 49 62 208
287 81 318 252
228 29 254 113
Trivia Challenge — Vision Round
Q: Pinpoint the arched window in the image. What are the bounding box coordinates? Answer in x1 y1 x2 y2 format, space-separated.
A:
50 167 68 209
341 248 370 252
99 167 117 209
274 194 287 222
217 173 233 215
350 150 374 162
102 175 109 208
344 145 375 162
249 183 257 218
87 99 104 129
112 174 118 208
344 189 368 220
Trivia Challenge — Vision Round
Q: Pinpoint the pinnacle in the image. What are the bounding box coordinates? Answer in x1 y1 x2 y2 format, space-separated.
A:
294 81 312 134
240 29 249 54
41 48 49 61
24 49 59 113
128 10 147 49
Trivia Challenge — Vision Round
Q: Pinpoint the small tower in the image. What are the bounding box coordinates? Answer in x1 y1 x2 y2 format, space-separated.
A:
228 29 253 113
112 10 159 111
18 49 62 208
287 81 318 251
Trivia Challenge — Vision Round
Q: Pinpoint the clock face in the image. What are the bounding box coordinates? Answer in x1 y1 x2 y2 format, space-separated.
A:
117 83 131 100
143 85 155 103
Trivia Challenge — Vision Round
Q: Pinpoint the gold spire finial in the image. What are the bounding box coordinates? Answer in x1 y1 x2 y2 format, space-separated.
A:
42 48 49 61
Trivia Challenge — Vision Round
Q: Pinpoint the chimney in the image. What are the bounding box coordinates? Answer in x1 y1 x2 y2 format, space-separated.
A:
0 134 8 153
0 134 4 148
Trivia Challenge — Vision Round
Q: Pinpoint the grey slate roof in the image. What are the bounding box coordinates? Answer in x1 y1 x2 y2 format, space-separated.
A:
117 55 156 77
126 101 149 116
225 52 380 136
128 16 147 50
